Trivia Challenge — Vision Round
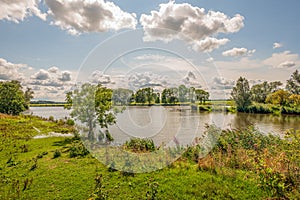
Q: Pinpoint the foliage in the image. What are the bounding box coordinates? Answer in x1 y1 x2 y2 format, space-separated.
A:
250 81 282 103
66 83 115 141
286 69 300 94
0 80 29 115
124 138 156 153
112 88 133 106
24 87 34 107
266 89 291 106
195 89 209 104
231 77 251 112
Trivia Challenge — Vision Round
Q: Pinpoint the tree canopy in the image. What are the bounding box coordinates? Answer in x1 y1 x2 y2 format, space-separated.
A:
286 69 300 94
0 81 32 115
66 83 115 142
231 77 251 112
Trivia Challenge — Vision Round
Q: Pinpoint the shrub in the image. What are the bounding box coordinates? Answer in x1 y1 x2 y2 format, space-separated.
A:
124 138 156 153
53 149 61 159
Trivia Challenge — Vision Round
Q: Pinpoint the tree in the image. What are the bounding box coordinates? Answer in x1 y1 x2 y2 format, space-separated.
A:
178 85 188 102
134 88 155 105
289 94 300 107
195 89 209 104
286 70 300 94
266 89 291 106
66 83 115 141
250 81 282 103
0 80 28 115
231 77 251 112
24 87 34 108
112 88 133 106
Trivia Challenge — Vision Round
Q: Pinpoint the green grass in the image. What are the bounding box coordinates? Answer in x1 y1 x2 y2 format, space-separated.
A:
0 114 298 199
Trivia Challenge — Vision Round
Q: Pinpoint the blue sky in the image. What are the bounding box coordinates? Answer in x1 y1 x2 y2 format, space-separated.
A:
0 0 299 100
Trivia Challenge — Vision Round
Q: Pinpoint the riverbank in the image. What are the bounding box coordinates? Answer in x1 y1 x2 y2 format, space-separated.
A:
0 114 299 199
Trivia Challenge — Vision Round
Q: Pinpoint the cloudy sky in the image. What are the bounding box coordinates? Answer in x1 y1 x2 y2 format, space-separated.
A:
0 0 299 100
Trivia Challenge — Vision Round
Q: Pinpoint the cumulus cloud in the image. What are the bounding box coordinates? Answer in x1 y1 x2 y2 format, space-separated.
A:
263 51 299 68
89 70 111 84
278 61 296 68
45 0 137 35
0 58 26 81
140 1 244 52
192 37 229 52
32 69 50 80
211 76 235 90
48 66 59 73
0 0 46 23
222 48 256 57
273 42 283 49
59 71 72 82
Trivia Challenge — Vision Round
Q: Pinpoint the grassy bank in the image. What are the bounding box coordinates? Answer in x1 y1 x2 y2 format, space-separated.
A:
0 114 299 199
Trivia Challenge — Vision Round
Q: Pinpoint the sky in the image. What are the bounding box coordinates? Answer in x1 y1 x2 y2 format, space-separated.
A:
0 0 299 100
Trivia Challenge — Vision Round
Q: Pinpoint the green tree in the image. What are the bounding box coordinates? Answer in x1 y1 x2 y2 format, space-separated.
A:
188 87 195 103
250 81 282 103
112 88 133 106
178 85 188 102
231 77 251 112
195 89 209 104
266 89 291 106
24 87 34 108
0 80 28 115
286 69 300 94
162 88 178 104
134 88 155 105
66 83 115 141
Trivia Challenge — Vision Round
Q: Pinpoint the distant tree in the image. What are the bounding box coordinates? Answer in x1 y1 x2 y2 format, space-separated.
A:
231 77 251 112
154 92 160 104
24 87 34 108
0 80 28 115
286 69 300 94
188 87 195 103
144 87 154 105
162 88 178 104
135 88 146 104
195 89 209 104
178 85 188 102
250 81 282 103
112 88 133 106
66 83 115 141
266 89 291 106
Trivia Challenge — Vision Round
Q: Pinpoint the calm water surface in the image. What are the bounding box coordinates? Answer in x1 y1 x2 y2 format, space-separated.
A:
29 106 300 145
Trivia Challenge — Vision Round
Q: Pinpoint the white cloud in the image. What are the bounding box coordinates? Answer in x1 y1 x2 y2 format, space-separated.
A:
48 66 59 73
222 47 256 57
45 0 137 35
32 69 50 80
0 0 46 23
263 51 300 68
140 1 244 52
59 71 72 82
0 58 26 81
273 42 283 49
89 70 111 84
278 61 296 68
192 37 229 52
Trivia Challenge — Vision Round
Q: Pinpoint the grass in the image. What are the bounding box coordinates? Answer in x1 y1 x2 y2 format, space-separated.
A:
0 114 299 199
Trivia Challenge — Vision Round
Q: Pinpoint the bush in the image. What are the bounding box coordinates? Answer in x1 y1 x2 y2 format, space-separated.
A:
66 119 75 126
53 149 61 159
69 141 89 158
124 138 156 153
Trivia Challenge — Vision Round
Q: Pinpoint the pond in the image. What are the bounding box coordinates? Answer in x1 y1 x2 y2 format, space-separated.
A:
29 106 300 145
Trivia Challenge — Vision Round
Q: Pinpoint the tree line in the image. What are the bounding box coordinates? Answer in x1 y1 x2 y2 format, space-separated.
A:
112 85 209 106
231 69 300 113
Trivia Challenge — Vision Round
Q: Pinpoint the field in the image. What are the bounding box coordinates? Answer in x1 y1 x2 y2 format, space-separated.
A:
0 114 299 199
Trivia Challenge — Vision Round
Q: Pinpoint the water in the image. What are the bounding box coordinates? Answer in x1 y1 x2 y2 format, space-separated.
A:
29 106 300 145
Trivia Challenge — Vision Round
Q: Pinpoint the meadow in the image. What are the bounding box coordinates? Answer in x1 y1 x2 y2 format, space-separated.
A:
0 114 299 199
